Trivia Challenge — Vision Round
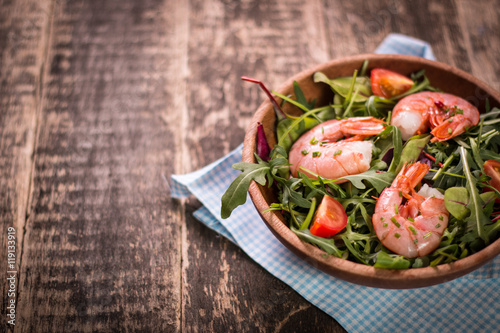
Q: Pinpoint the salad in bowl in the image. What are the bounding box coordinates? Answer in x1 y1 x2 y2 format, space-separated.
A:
221 54 500 288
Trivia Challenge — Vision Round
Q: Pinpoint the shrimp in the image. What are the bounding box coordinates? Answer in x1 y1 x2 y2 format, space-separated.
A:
391 91 480 142
372 162 449 258
289 117 386 180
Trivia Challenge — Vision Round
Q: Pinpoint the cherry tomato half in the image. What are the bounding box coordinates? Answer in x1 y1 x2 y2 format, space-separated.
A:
310 196 348 238
484 160 500 201
370 68 413 99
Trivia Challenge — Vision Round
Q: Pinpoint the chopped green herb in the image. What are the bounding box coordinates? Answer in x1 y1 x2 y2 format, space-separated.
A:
448 128 453 134
394 204 399 214
334 150 342 156
301 150 309 155
312 151 321 157
408 225 417 235
310 137 318 145
408 217 415 222
391 217 401 228
394 233 401 239
439 215 444 221
383 222 388 227
424 232 432 239
435 223 441 229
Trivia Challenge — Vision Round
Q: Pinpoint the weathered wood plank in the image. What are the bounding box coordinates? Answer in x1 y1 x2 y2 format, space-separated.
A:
0 0 52 329
324 0 500 89
181 0 344 332
323 0 402 56
0 0 497 332
456 0 500 91
16 0 187 331
325 0 500 80
340 0 496 77
183 200 346 333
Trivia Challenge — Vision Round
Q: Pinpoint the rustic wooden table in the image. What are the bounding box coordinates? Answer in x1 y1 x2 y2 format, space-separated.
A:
1 0 499 331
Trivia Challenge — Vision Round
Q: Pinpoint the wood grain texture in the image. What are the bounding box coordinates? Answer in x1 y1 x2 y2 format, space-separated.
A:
181 0 344 331
324 0 500 88
0 0 52 330
16 0 184 331
456 0 500 91
0 0 499 332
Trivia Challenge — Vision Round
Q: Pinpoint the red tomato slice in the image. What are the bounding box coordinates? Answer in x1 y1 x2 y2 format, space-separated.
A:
310 196 348 238
484 160 500 201
370 68 413 98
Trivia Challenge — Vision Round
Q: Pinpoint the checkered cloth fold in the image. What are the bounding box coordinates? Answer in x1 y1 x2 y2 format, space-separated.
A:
171 34 500 333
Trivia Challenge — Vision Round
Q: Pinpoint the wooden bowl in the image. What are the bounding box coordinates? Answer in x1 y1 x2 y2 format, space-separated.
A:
242 54 500 289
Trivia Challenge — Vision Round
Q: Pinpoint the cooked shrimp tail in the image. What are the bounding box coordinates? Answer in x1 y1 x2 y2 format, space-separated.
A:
373 162 449 258
392 162 430 196
391 92 480 141
430 113 476 142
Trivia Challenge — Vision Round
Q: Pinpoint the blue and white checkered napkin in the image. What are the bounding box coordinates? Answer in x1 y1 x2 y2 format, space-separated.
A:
171 34 500 333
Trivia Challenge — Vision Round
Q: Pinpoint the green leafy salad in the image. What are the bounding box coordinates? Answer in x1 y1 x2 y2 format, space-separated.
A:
221 62 500 269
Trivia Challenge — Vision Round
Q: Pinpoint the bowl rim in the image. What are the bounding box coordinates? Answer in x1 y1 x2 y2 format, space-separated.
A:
243 53 500 289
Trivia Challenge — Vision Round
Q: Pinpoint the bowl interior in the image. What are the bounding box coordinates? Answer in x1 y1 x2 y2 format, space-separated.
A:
243 54 500 289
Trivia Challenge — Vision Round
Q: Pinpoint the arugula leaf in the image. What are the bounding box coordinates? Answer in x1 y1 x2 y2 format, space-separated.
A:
313 72 372 102
370 160 389 171
357 202 374 233
395 134 431 173
341 169 395 193
469 137 485 174
387 126 403 173
316 104 336 121
480 148 500 161
221 162 270 219
278 177 311 208
485 219 500 242
333 93 344 118
481 191 497 215
365 95 395 118
480 107 500 120
271 144 288 159
373 128 395 162
277 117 319 152
374 251 411 269
300 197 317 230
300 172 329 197
293 81 316 109
426 141 452 164
291 227 344 257
339 198 377 210
342 235 368 264
359 60 370 76
459 147 490 243
272 101 329 151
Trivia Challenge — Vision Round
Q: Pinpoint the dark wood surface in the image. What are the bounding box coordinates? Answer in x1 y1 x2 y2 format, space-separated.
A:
1 0 499 332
